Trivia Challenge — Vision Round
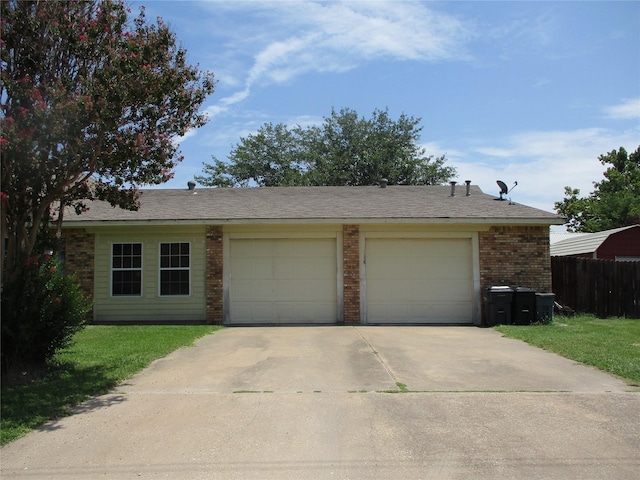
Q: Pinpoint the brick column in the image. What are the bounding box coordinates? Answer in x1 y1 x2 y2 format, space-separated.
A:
206 225 223 324
63 228 95 318
343 224 361 324
64 228 95 300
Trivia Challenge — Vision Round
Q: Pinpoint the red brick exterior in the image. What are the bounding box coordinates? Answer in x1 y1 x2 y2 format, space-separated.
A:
342 224 361 324
479 225 552 292
205 225 224 324
64 228 95 315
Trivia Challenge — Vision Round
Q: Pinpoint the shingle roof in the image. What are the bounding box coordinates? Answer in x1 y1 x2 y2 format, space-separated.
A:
550 225 639 256
62 185 564 225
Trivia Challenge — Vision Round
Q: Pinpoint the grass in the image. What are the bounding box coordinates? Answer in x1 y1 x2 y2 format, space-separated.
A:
494 315 640 385
1 325 220 446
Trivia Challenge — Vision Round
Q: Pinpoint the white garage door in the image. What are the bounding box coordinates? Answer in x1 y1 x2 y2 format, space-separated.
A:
229 238 337 324
365 238 473 324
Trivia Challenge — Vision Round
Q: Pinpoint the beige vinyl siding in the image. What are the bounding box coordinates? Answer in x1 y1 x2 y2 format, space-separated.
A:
92 226 206 322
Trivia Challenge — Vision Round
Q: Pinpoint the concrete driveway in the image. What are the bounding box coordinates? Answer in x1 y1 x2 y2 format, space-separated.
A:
2 326 639 479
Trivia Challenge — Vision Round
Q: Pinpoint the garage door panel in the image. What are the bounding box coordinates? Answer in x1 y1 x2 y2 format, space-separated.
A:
272 258 335 279
230 238 337 324
365 238 473 324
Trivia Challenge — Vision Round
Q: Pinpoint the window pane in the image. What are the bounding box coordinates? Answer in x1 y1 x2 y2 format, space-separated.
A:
160 270 189 296
161 243 169 256
113 270 141 296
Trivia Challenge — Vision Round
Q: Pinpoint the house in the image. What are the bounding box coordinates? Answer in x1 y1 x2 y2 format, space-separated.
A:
550 225 640 261
60 183 564 326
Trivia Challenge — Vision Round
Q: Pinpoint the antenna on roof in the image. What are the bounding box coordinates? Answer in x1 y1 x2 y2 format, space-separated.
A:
496 180 517 203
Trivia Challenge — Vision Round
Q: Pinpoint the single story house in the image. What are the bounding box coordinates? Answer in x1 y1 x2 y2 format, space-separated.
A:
61 183 564 326
550 225 640 261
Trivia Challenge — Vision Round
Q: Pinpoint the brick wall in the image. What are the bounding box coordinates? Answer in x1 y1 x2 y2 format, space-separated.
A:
63 228 95 310
479 225 552 292
205 225 223 324
343 224 361 324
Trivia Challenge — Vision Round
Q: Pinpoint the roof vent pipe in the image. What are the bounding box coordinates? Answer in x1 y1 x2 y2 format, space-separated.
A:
465 180 471 196
380 178 388 188
450 181 456 197
187 181 196 191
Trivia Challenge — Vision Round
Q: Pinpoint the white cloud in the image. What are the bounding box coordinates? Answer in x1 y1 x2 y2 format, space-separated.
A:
473 147 512 158
434 127 640 213
604 98 640 120
204 1 471 120
172 128 198 145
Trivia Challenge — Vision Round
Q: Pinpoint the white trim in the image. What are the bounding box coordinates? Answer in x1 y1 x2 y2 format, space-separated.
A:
336 229 344 324
63 216 565 228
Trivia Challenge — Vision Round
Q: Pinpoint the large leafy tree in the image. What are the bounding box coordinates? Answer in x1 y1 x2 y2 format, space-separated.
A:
196 108 455 187
0 0 215 282
554 146 640 232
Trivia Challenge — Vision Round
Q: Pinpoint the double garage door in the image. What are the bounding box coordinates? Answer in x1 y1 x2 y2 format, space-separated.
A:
228 237 474 325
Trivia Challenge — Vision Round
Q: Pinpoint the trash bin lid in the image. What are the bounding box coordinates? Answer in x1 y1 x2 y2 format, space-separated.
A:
489 285 513 292
513 286 536 293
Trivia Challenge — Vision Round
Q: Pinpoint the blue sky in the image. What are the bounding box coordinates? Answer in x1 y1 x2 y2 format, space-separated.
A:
137 0 639 217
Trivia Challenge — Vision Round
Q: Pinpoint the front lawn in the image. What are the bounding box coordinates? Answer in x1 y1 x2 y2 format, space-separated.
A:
1 325 220 446
494 315 640 385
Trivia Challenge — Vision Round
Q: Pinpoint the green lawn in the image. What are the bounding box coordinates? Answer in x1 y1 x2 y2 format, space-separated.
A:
1 325 220 446
495 315 640 385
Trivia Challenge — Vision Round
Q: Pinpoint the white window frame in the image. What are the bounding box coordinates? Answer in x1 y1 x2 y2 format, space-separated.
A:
158 242 191 297
111 243 143 297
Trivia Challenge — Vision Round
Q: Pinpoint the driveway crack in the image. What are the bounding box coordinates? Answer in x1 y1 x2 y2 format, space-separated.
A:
354 327 402 388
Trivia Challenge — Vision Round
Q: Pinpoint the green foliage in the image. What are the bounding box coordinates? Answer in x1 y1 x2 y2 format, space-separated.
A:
554 146 640 232
0 0 215 281
1 325 221 445
1 258 91 366
196 107 456 187
495 315 640 385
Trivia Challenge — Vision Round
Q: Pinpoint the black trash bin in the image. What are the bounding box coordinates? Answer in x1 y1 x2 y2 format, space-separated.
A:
535 293 555 324
512 287 536 325
484 286 514 326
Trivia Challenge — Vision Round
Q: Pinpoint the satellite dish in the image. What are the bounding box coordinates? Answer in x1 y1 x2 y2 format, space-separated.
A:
497 180 508 195
496 180 518 202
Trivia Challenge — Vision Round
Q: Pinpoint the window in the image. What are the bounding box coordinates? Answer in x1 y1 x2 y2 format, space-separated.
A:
159 242 190 296
112 243 142 296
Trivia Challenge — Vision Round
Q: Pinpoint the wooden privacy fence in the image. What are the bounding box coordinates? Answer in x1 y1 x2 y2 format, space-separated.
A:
551 256 640 318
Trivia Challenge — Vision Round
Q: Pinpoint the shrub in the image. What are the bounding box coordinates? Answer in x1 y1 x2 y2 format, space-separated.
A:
1 257 91 369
